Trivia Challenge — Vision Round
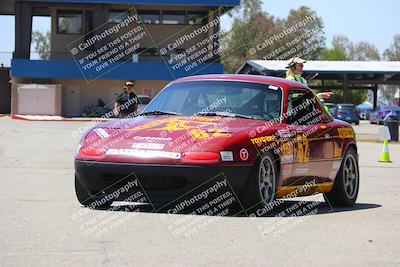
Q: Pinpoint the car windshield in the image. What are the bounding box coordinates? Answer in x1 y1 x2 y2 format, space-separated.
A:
142 81 283 121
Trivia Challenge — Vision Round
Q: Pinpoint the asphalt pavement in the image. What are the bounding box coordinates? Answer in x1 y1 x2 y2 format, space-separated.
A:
0 117 399 266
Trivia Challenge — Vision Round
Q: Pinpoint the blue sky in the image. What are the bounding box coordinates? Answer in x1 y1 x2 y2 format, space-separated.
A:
220 0 399 54
0 0 399 66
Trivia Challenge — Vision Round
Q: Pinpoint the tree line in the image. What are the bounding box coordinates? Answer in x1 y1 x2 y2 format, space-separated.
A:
221 0 399 104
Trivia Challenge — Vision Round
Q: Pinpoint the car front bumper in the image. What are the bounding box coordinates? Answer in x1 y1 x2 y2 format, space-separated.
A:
75 160 252 206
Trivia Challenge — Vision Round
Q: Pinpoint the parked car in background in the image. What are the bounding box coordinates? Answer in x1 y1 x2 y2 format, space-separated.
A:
358 109 371 120
334 104 360 125
324 103 337 116
137 95 152 112
356 102 373 120
384 110 400 121
369 105 400 124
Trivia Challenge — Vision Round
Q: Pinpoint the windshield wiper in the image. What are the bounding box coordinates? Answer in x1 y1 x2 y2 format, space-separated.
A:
140 110 182 116
197 111 254 119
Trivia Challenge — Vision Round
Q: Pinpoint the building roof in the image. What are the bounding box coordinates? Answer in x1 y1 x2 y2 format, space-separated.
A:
239 60 400 74
237 60 400 85
1 0 240 15
17 0 239 6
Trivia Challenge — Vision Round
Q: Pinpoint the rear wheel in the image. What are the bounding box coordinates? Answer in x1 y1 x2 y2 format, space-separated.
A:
324 148 359 207
243 152 278 211
75 175 112 208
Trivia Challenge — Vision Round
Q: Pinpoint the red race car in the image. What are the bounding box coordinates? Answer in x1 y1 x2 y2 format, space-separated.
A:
75 74 359 213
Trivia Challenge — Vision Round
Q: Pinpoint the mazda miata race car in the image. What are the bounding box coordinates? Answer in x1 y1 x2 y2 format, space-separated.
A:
75 74 359 213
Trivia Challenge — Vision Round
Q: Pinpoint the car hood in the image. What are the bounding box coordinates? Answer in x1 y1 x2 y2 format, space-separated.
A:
85 115 282 157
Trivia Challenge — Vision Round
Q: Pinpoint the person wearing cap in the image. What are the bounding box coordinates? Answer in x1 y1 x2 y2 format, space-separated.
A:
114 81 139 118
285 57 334 99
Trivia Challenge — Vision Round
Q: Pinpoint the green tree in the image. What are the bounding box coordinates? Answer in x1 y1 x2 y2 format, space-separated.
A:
318 45 368 104
383 34 400 60
221 1 325 73
381 34 400 105
320 47 348 61
31 31 50 60
331 35 352 56
221 0 269 73
330 34 380 61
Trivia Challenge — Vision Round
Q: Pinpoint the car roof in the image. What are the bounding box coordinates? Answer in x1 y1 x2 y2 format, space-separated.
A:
338 104 355 107
170 74 310 91
381 105 400 110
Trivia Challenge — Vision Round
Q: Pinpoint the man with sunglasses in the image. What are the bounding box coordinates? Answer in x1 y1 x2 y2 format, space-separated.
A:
114 81 139 118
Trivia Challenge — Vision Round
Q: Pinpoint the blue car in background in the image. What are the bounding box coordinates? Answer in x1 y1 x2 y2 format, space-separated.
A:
369 105 400 124
324 103 337 116
334 104 360 125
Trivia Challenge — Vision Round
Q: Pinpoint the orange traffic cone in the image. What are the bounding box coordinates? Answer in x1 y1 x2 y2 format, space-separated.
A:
378 140 392 163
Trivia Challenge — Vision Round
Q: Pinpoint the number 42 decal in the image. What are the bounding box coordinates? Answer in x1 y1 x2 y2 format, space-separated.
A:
296 134 309 163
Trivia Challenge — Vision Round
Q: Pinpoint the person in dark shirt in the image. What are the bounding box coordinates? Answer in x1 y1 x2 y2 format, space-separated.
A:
114 81 139 118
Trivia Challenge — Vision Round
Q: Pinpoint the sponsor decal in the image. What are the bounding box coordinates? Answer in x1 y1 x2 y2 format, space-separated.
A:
207 129 231 138
133 136 172 142
281 164 293 177
294 166 309 175
337 128 355 139
281 155 294 164
277 129 294 139
131 142 164 150
251 135 277 145
106 149 181 159
239 148 249 161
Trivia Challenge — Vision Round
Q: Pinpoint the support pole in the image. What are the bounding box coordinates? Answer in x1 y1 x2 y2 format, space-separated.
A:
343 73 349 102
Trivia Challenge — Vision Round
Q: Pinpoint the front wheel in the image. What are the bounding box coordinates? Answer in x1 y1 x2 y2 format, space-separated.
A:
324 148 359 207
243 152 278 211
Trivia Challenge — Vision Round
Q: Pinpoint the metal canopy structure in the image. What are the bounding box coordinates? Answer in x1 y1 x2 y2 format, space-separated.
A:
237 60 400 108
0 0 240 15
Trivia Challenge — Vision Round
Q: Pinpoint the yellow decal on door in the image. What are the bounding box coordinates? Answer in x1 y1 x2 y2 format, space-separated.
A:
296 134 309 163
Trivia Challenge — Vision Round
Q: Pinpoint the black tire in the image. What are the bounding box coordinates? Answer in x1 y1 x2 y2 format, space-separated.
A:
243 152 278 212
75 175 112 208
355 121 360 125
324 148 359 207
